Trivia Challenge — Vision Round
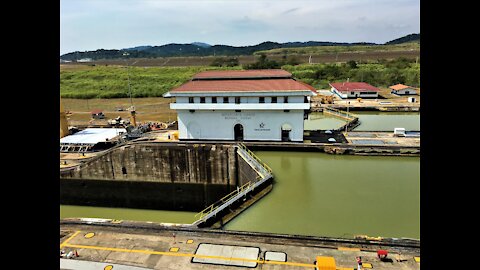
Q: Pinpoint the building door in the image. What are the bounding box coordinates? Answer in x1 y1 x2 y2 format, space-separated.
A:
234 124 244 141
281 123 292 141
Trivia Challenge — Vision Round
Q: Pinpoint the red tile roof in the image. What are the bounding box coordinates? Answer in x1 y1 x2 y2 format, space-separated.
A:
389 84 413 90
171 79 316 93
193 69 292 80
330 82 380 92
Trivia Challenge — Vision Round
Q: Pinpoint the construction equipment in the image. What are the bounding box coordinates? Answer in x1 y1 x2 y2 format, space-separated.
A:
90 110 105 119
315 256 336 270
318 94 334 104
108 116 130 127
129 106 137 127
357 98 362 102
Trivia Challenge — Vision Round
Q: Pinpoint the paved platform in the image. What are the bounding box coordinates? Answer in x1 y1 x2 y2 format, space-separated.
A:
345 132 420 147
61 258 151 270
60 222 420 270
192 243 260 267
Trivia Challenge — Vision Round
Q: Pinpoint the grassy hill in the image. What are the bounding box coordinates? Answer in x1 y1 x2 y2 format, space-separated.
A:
386 33 420 45
255 42 419 56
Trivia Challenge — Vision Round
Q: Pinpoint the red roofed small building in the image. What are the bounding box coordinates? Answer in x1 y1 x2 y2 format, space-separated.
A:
164 69 317 141
389 84 417 95
329 82 380 99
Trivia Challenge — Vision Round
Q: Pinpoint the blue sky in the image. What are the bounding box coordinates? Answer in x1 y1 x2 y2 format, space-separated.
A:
60 0 420 55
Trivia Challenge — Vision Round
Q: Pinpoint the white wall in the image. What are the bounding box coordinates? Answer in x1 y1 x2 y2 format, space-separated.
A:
177 110 305 141
391 88 417 95
331 87 378 99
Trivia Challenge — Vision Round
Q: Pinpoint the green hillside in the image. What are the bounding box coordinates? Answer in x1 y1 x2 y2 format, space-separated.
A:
255 42 419 56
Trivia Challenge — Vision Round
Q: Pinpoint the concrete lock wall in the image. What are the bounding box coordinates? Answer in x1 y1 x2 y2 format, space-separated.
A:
60 143 261 211
177 110 305 141
237 156 259 186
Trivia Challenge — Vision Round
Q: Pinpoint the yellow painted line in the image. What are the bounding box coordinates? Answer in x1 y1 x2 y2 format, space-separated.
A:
338 247 361 251
186 239 194 244
60 231 81 248
414 256 420 262
84 232 95 239
169 247 179 252
104 266 113 270
362 262 373 268
63 243 315 268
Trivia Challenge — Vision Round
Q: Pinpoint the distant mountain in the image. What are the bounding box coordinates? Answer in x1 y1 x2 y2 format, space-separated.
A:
191 42 211 48
60 34 417 61
385 33 420 45
124 45 153 51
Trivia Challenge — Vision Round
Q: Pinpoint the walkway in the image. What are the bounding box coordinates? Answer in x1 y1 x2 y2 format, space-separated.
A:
60 223 420 270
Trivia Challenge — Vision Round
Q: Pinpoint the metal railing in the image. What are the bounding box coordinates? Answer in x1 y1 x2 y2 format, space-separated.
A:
323 107 357 121
192 143 273 226
194 180 254 222
237 143 272 174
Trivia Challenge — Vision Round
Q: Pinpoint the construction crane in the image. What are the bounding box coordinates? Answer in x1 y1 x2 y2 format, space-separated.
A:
129 106 137 127
60 98 69 138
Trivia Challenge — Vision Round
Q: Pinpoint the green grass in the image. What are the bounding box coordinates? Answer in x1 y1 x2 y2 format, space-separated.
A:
60 65 241 99
282 61 420 89
255 42 420 55
61 57 420 99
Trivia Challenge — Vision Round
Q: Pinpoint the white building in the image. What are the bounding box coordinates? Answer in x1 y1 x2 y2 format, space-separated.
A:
164 70 317 142
77 58 93 62
330 82 379 99
389 84 417 95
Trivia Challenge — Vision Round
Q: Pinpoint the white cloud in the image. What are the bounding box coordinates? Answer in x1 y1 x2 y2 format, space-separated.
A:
60 0 419 55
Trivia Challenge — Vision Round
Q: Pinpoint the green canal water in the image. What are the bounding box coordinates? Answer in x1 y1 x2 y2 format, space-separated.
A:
61 112 420 239
225 152 419 239
304 111 420 131
60 152 420 239
60 205 197 224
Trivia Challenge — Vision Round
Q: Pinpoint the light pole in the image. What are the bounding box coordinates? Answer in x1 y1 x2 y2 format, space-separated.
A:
345 101 350 134
122 52 139 126
122 52 133 107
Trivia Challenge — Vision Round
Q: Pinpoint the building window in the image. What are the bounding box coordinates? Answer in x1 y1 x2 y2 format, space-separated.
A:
304 96 308 103
259 97 265 103
284 109 290 112
351 92 354 95
235 110 241 112
189 97 194 103
189 110 195 113
223 97 229 103
200 97 206 103
284 96 288 103
122 167 127 175
212 97 217 103
235 97 241 104
271 97 277 103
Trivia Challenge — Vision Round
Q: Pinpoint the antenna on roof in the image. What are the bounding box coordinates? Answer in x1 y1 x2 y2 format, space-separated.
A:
309 55 312 64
